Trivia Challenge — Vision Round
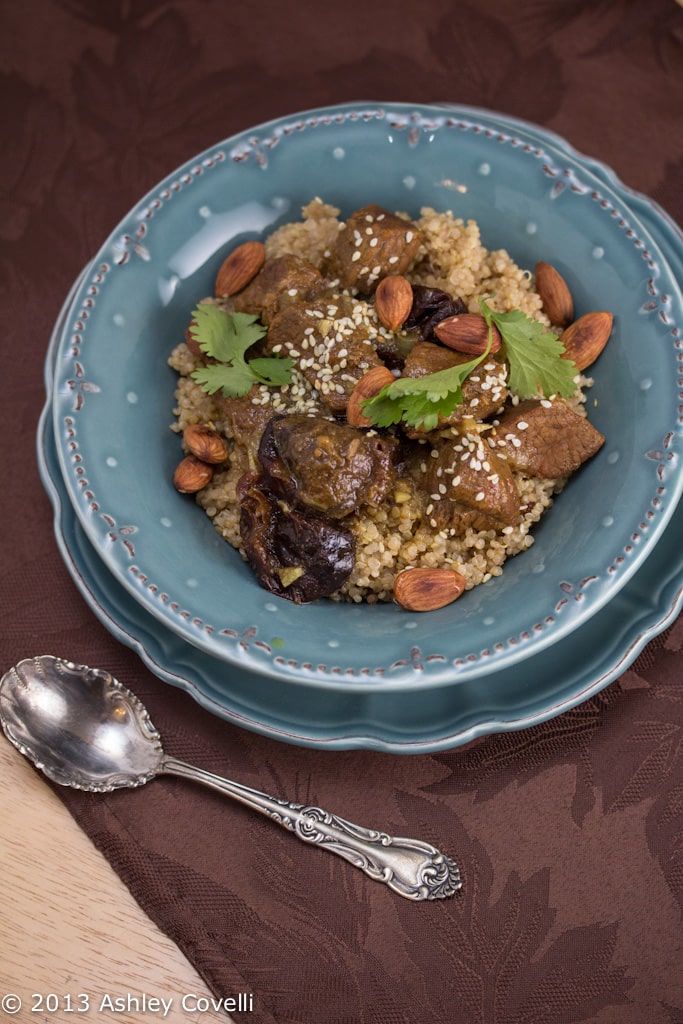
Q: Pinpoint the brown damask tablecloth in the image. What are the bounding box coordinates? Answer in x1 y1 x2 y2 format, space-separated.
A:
2 1 683 1022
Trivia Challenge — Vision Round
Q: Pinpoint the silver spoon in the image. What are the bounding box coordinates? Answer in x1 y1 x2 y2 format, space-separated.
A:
0 655 461 901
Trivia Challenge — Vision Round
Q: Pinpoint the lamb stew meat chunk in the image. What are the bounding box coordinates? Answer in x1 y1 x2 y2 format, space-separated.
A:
265 295 383 414
259 414 398 519
418 435 522 534
232 255 325 324
401 342 508 429
321 205 424 294
213 387 277 468
492 399 605 478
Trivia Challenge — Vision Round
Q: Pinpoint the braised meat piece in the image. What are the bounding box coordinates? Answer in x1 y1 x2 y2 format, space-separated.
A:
232 255 325 324
265 295 383 413
240 480 355 604
401 341 508 429
259 414 397 519
492 399 605 478
415 434 521 532
213 386 276 470
321 205 424 295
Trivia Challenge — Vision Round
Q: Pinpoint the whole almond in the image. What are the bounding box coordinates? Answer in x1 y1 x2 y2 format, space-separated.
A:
560 311 613 371
346 365 395 428
433 314 502 355
215 240 266 297
173 455 215 494
535 261 574 327
185 320 203 359
394 567 466 612
183 424 229 465
375 275 414 331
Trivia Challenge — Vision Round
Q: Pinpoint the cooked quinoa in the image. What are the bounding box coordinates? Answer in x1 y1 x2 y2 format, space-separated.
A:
169 199 592 604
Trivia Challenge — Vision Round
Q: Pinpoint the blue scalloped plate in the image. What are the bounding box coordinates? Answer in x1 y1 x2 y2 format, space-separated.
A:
38 178 683 750
50 102 683 690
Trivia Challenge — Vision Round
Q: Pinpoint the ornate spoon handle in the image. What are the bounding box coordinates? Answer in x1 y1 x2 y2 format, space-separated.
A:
162 757 461 901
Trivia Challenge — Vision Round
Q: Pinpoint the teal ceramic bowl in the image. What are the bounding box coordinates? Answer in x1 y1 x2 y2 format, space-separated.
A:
52 102 683 692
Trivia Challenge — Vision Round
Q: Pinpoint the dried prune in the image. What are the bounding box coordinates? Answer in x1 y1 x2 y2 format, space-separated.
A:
240 481 355 603
374 339 405 373
403 286 467 342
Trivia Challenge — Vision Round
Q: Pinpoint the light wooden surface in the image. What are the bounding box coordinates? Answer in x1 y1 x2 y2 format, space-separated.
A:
0 738 233 1024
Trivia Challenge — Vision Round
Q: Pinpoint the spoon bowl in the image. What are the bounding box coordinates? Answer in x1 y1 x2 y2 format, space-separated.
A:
0 655 461 901
0 656 162 790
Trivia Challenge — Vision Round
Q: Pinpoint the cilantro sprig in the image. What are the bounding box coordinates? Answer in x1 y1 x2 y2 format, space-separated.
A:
478 297 578 399
360 340 492 432
189 304 293 398
360 296 579 431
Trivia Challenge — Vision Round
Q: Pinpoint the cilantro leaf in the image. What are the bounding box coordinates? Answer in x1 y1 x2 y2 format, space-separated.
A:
360 349 488 431
187 303 292 398
479 297 577 399
191 361 258 398
248 356 295 387
189 305 267 362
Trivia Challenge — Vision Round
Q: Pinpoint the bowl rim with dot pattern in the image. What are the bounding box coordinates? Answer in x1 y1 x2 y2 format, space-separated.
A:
50 101 683 690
